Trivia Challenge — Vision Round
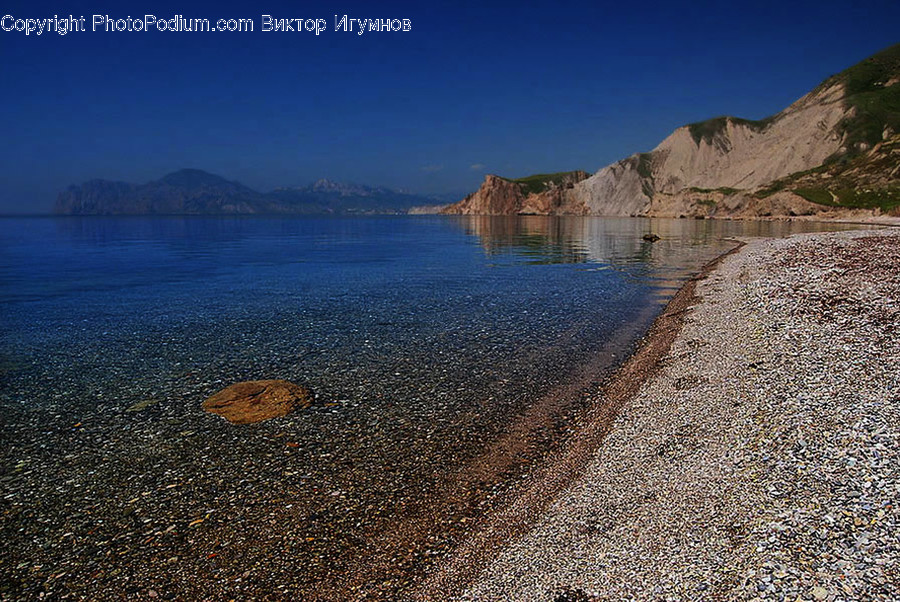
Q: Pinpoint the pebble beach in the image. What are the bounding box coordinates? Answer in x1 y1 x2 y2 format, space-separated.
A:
2 223 896 601
449 229 899 602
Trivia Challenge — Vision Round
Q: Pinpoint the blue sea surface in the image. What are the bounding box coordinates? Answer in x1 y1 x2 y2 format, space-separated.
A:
0 216 720 412
0 215 857 598
0 216 854 409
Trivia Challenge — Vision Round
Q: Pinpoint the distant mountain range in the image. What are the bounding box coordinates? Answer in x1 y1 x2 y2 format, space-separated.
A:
54 169 440 215
446 42 900 218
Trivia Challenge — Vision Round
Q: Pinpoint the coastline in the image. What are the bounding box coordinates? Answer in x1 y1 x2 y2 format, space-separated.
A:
423 228 900 601
410 239 746 599
0 216 749 601
3 221 895 600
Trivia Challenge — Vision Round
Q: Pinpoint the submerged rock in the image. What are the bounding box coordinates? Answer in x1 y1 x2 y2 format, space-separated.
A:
642 233 661 242
202 379 311 424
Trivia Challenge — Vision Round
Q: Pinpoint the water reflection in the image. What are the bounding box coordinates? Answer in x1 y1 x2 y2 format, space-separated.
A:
450 215 861 267
450 215 591 264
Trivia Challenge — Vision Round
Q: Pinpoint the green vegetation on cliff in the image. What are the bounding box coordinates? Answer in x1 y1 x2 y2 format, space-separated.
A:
685 44 899 153
636 153 653 178
636 154 655 197
756 133 900 213
822 42 900 155
794 187 900 212
686 116 775 146
502 171 588 195
687 186 741 195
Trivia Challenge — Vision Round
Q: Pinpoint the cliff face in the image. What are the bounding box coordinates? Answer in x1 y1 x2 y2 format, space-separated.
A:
640 133 900 219
450 81 854 218
442 171 590 215
442 175 525 215
572 155 651 216
656 83 847 191
567 80 851 216
451 43 900 218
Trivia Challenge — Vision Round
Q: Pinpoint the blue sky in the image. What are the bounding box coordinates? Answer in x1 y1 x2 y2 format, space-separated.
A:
1 0 898 213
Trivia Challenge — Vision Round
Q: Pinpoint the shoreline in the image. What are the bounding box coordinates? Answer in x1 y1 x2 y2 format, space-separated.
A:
410 239 747 599
1 217 747 602
3 223 891 601
427 228 899 601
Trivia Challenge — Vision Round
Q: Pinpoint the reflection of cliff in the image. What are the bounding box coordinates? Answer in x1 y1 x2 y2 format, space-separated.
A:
450 215 850 284
453 215 721 269
453 216 590 264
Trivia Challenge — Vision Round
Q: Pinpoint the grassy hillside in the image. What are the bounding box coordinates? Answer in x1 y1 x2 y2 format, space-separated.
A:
756 134 900 213
822 42 900 156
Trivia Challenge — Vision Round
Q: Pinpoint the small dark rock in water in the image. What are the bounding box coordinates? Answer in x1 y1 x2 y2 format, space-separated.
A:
202 379 311 424
642 233 661 242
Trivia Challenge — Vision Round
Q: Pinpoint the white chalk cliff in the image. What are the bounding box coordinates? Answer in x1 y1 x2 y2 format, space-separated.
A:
571 81 848 215
451 43 900 218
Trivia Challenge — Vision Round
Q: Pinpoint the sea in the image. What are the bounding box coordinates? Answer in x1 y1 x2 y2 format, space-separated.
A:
0 215 857 599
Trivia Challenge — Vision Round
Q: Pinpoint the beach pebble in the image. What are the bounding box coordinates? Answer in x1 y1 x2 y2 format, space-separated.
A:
456 230 900 601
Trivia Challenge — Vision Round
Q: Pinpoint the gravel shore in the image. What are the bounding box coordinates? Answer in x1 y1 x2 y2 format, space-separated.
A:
451 229 900 601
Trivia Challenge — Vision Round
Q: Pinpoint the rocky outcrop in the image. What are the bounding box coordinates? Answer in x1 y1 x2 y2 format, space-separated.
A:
520 173 592 215
645 189 838 219
573 155 652 216
442 175 524 215
442 171 590 215
202 379 312 424
408 204 451 215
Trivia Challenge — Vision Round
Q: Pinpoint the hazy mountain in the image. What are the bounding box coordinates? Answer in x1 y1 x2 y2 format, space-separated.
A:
268 179 438 214
54 170 437 215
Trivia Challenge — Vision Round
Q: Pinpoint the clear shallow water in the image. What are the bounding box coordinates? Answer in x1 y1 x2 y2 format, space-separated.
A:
0 215 857 599
0 215 853 384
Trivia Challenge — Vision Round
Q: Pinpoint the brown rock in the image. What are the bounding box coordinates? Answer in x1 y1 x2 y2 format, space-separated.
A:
441 171 591 216
441 175 526 215
202 379 311 424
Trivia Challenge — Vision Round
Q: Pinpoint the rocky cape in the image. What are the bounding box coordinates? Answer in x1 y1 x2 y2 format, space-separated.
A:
442 171 591 216
54 169 437 215
445 43 900 219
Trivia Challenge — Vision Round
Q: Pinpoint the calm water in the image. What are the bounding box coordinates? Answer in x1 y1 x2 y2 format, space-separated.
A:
0 215 856 599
